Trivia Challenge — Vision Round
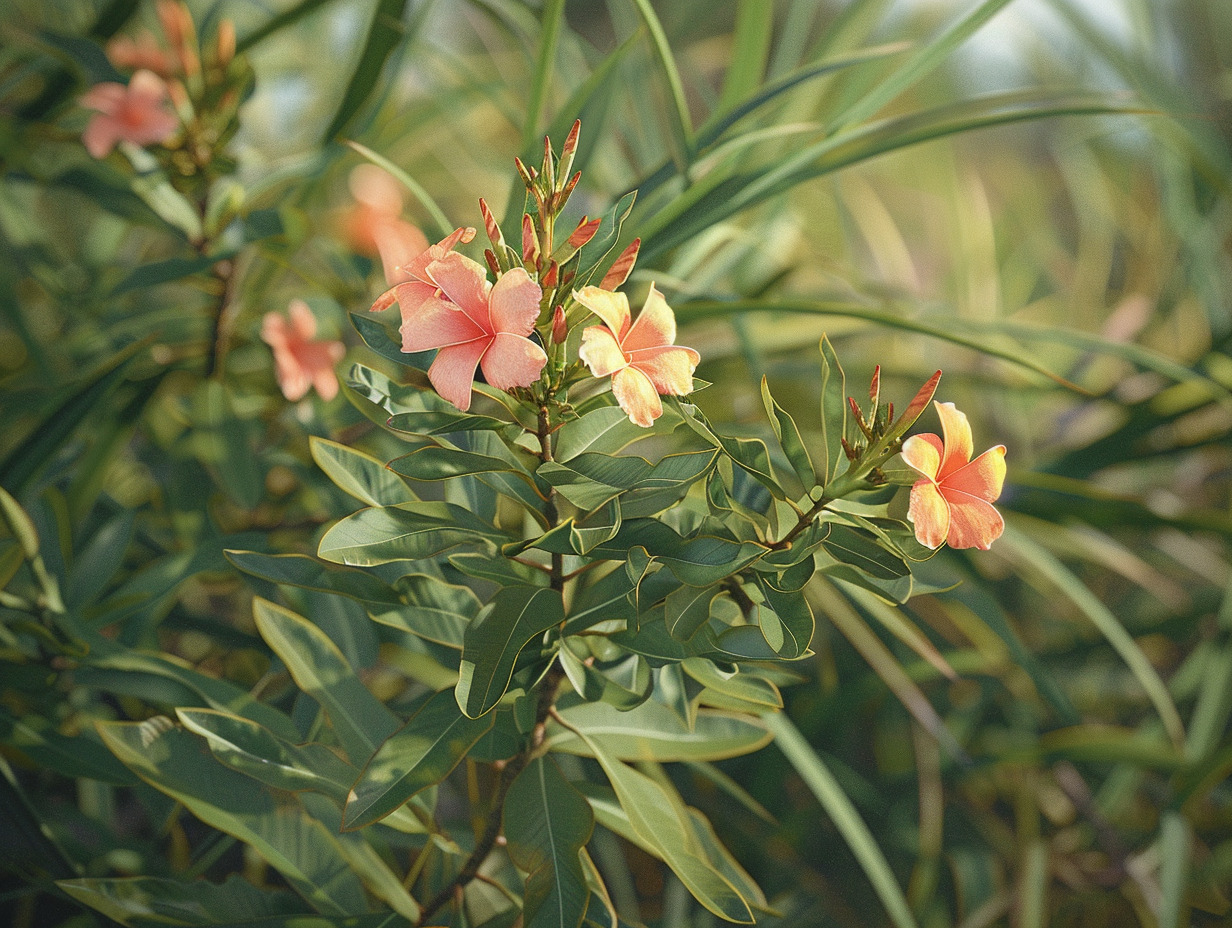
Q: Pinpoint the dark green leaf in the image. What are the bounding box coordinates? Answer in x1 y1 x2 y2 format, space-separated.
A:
57 874 300 928
252 599 399 764
344 690 494 829
504 756 595 928
761 377 816 488
225 551 403 605
388 445 530 482
317 502 502 566
323 0 412 142
819 335 848 485
456 587 564 718
820 524 910 581
310 437 415 507
367 573 481 648
665 583 720 641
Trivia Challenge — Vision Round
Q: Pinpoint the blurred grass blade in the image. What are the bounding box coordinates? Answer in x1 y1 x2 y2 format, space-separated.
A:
522 0 567 152
1158 811 1191 928
675 297 1081 389
716 0 773 115
346 141 452 238
628 0 694 164
1017 840 1049 928
699 43 910 148
1003 530 1186 748
324 0 412 143
828 0 1016 131
766 713 919 928
238 0 338 54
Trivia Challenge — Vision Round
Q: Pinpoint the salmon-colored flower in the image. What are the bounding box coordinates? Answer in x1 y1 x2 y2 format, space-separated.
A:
261 300 346 402
340 164 426 263
105 31 178 77
402 252 547 411
902 402 1006 550
79 70 179 158
369 226 475 331
574 285 699 427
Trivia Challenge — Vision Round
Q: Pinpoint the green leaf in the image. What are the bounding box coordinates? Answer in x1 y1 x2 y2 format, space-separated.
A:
57 874 299 928
97 720 370 916
504 756 595 928
350 312 427 369
538 448 716 510
176 708 357 805
237 0 336 53
553 405 647 461
761 377 816 488
323 0 413 142
388 445 531 482
344 690 494 829
310 437 414 507
674 402 788 499
594 519 767 587
387 410 514 435
0 339 146 495
628 0 694 165
820 524 910 581
0 707 135 785
716 0 773 114
318 502 503 567
665 583 720 642
572 731 753 923
225 551 402 605
574 192 638 288
252 599 399 763
521 0 567 151
818 335 848 485
682 658 782 710
559 646 653 711
767 713 918 928
547 699 771 762
110 253 228 296
367 573 481 649
456 587 565 718
125 145 204 240
754 574 816 659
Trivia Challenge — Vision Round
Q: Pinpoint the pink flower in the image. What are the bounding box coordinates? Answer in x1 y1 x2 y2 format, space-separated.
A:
340 164 427 262
574 285 699 427
261 300 346 402
400 252 547 411
79 70 179 158
901 402 1007 550
105 31 178 77
369 226 476 329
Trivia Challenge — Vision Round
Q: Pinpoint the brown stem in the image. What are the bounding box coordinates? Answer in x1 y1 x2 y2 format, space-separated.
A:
203 256 237 378
415 402 568 925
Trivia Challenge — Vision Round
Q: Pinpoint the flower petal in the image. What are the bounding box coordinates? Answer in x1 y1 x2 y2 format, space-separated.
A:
80 82 126 112
82 116 122 158
287 299 317 339
573 287 630 340
621 284 675 352
934 402 974 480
127 69 168 103
479 332 547 391
427 339 488 411
628 344 698 395
400 296 486 352
488 267 542 336
901 433 944 482
939 489 1004 550
943 444 1006 503
907 479 950 549
611 366 662 428
374 218 429 285
390 280 438 328
578 326 628 378
425 252 492 329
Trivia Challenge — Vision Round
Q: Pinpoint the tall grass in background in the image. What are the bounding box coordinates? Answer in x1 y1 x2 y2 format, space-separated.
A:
1 0 1229 926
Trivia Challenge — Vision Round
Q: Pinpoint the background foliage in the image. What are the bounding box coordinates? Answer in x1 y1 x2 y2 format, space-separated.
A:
1 0 1230 926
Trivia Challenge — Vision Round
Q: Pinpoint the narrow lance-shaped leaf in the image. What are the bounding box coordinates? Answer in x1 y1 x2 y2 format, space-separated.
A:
761 377 815 488
318 502 503 567
819 335 847 485
344 690 494 829
504 756 595 928
310 437 415 507
225 550 403 606
456 586 565 718
252 599 399 764
570 728 754 922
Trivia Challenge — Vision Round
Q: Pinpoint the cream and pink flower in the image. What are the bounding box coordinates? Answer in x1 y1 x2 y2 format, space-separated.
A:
340 164 429 264
902 402 1006 550
574 285 699 427
105 31 178 77
261 300 346 402
400 253 547 411
79 69 179 158
369 226 476 327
